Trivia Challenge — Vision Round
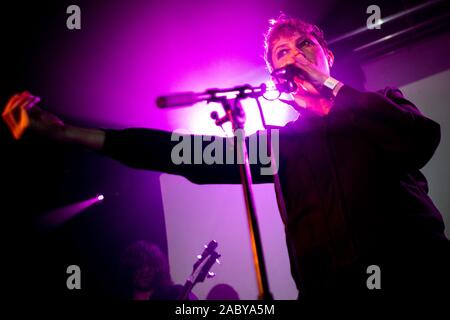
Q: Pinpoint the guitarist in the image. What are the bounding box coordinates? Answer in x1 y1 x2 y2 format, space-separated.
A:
120 240 197 300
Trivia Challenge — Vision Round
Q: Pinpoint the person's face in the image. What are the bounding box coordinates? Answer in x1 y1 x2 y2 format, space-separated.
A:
270 32 332 96
132 265 156 291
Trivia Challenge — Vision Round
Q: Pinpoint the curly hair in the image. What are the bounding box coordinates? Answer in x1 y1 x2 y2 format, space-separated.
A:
264 14 331 72
120 240 173 291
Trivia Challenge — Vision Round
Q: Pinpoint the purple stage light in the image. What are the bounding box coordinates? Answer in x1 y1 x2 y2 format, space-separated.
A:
36 194 104 230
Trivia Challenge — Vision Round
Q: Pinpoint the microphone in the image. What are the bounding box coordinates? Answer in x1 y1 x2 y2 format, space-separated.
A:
156 92 201 108
271 64 308 93
271 64 301 80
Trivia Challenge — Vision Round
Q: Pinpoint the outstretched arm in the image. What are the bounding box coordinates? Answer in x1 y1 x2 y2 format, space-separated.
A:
2 91 274 184
2 91 105 150
60 124 105 151
100 128 274 185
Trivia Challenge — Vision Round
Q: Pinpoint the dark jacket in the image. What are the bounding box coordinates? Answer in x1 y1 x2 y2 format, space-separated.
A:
101 85 449 298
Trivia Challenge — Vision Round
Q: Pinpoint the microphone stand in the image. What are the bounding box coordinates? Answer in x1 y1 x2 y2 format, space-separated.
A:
158 83 273 300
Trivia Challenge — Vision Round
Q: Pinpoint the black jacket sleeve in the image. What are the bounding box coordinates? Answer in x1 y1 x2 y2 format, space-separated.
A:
331 85 441 171
99 128 274 184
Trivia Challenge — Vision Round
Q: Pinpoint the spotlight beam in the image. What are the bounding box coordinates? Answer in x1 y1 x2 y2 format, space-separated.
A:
35 194 104 230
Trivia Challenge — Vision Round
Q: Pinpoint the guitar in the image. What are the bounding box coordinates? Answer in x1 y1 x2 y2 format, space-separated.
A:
177 240 221 300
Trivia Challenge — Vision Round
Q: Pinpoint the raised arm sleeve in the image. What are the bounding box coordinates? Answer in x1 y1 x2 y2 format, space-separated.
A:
100 128 274 184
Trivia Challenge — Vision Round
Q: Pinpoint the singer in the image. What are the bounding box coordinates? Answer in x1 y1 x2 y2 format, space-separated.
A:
3 14 450 303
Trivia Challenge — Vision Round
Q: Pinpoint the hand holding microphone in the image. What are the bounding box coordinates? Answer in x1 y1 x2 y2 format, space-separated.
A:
272 54 327 93
272 53 342 98
291 52 329 89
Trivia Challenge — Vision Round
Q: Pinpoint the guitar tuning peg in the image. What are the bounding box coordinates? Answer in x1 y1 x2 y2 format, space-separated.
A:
197 254 202 260
207 272 215 278
216 258 221 265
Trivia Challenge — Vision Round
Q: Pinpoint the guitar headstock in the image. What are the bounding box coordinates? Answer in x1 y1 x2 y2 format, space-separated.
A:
189 240 221 286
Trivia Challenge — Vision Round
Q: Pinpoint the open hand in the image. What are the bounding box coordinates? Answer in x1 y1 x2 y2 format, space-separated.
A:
2 91 64 140
2 91 40 139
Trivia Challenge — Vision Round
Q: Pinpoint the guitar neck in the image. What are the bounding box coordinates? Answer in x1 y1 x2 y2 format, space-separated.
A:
177 240 220 300
177 280 194 300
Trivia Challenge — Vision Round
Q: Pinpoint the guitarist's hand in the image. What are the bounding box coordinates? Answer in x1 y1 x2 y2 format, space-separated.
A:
2 91 65 140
